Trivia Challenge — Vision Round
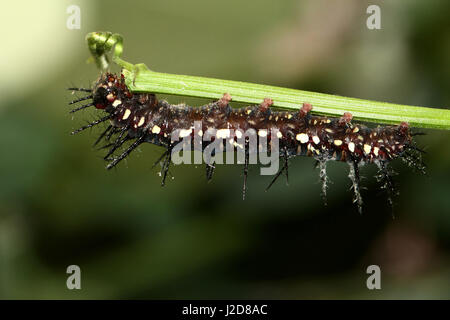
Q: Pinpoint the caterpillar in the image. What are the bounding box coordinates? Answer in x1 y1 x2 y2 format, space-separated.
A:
68 72 425 212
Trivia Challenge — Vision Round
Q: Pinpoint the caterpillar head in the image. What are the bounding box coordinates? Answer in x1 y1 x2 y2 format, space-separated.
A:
92 73 132 112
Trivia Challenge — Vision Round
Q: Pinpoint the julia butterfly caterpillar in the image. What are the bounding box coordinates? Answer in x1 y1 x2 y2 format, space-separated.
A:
68 72 425 212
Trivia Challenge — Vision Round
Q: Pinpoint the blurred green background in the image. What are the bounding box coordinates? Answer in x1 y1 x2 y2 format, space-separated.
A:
0 0 449 299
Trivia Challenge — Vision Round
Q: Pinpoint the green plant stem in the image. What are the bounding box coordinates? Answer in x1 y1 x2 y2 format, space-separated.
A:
86 31 450 130
122 67 449 129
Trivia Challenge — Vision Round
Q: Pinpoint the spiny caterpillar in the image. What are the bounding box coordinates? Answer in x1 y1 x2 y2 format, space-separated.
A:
68 73 426 212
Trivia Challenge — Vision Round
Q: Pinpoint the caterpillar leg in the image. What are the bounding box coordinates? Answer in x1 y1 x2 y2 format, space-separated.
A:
401 146 427 175
318 159 329 205
160 147 172 186
242 139 250 200
71 114 112 135
106 135 146 170
70 102 94 114
103 127 130 160
348 159 363 214
152 150 169 169
265 164 285 191
67 87 91 93
258 98 273 112
376 160 397 211
217 93 232 108
105 127 121 142
338 112 353 126
205 148 217 182
150 149 173 186
97 134 124 151
93 125 113 147
206 163 215 182
265 147 289 191
283 148 289 186
69 95 93 105
299 102 312 118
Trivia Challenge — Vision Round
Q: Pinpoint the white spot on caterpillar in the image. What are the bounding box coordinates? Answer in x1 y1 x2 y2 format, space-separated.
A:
122 109 131 120
312 136 320 144
216 129 230 139
334 139 343 146
198 130 203 137
152 125 161 134
106 93 114 101
246 110 252 115
364 144 371 154
353 127 359 133
137 117 145 127
348 142 355 152
112 100 122 107
373 146 379 156
276 131 283 138
358 135 364 141
296 133 309 143
287 114 293 119
179 129 192 138
325 128 334 133
258 129 268 137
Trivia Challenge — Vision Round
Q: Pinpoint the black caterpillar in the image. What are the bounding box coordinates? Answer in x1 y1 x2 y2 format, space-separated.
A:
68 73 425 212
